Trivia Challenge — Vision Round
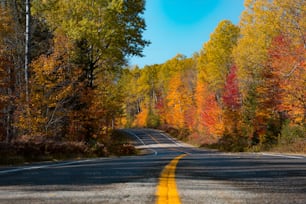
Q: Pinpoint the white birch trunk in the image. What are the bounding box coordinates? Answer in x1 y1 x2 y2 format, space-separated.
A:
25 0 30 102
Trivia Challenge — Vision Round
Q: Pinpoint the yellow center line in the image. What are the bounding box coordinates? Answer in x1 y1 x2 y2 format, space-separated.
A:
156 154 186 204
149 134 160 144
148 134 187 153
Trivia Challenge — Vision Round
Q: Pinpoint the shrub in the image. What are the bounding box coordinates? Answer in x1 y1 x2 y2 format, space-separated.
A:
0 140 109 165
218 134 249 152
280 121 305 144
108 130 137 156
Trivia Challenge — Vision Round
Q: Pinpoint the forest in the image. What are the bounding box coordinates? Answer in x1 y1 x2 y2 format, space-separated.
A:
121 0 305 152
0 0 305 161
0 0 148 160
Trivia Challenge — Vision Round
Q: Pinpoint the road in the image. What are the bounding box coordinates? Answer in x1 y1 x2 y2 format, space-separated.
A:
0 128 305 203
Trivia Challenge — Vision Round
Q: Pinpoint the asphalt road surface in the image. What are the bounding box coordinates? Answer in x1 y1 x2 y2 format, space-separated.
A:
0 128 305 203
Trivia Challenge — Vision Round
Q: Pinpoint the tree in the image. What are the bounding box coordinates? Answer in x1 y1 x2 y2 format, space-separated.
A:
195 20 239 144
162 57 196 130
120 67 143 127
137 64 161 127
24 0 30 103
233 0 275 144
198 20 239 97
222 65 241 135
16 0 150 141
165 73 188 128
0 0 54 141
269 35 305 125
24 31 77 138
194 81 223 144
133 104 149 127
268 0 305 125
233 0 305 145
0 3 22 142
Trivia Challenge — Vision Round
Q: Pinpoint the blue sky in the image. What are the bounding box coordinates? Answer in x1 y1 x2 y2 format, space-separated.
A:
129 0 245 67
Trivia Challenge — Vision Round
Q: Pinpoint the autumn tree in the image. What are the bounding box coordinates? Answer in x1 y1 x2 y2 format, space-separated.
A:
26 31 79 139
0 6 15 142
195 20 239 144
120 67 143 127
159 56 196 131
118 0 305 152
267 34 305 144
16 0 149 141
198 20 239 98
233 0 305 146
0 1 46 141
268 0 305 125
222 65 241 135
194 81 223 144
155 55 187 126
165 73 192 129
122 54 197 133
0 0 53 143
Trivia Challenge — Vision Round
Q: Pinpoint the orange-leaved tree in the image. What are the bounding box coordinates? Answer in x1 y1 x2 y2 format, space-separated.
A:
195 81 223 144
28 31 79 138
269 35 305 125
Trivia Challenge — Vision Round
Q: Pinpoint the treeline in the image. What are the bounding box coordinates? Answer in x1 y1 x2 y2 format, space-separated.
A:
0 0 304 154
0 0 148 147
122 0 305 151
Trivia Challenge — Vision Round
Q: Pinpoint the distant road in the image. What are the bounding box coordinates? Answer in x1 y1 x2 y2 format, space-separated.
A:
0 128 305 203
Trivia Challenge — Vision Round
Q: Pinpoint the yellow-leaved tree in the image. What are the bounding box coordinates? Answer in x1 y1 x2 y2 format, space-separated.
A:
233 0 305 145
198 20 240 97
195 20 239 144
27 31 78 138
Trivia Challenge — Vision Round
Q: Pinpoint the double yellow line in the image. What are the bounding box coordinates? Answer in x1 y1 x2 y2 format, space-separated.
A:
147 133 186 203
156 154 186 204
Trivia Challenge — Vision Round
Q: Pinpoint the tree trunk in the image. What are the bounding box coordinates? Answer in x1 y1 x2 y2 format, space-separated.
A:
25 0 30 102
0 1 4 8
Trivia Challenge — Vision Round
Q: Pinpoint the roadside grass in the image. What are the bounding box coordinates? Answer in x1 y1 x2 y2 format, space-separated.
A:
200 136 306 154
159 125 306 154
271 123 306 154
269 138 306 154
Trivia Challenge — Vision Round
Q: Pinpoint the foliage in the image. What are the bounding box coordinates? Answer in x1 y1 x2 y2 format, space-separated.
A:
221 64 242 147
120 0 305 152
198 20 240 94
0 0 305 156
279 121 305 144
0 0 148 160
269 35 305 124
108 130 137 156
0 140 103 165
231 0 305 149
194 81 223 144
